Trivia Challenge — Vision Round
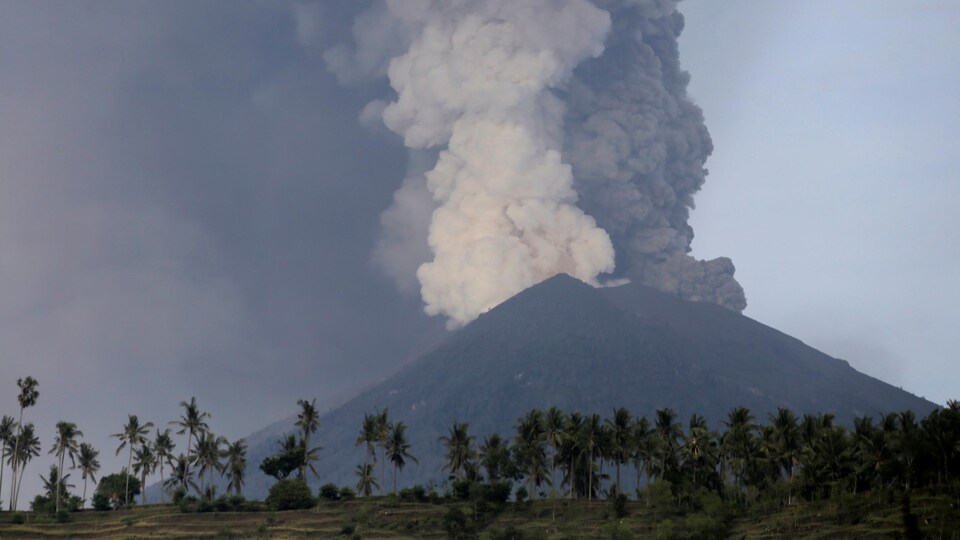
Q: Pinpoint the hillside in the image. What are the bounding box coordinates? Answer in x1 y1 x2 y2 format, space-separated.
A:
241 274 937 498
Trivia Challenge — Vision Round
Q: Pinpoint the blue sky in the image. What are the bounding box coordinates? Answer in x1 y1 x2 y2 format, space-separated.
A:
682 0 960 404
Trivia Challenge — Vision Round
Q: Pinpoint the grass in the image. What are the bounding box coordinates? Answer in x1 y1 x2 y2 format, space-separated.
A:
0 490 956 539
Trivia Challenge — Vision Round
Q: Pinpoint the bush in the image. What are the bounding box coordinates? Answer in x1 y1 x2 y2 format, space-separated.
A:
606 523 636 540
55 510 71 523
30 494 55 513
339 524 356 535
654 518 677 540
94 473 141 509
684 512 726 540
443 506 469 539
319 483 341 501
92 492 112 511
338 486 356 501
10 512 25 525
266 479 315 511
228 495 247 510
612 493 630 519
515 486 529 504
172 487 187 504
452 479 473 500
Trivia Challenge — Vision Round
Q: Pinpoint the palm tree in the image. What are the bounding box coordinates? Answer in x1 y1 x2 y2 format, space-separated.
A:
439 422 474 481
10 423 40 510
39 465 74 509
356 413 379 473
77 442 100 507
222 438 248 496
375 408 391 494
112 414 154 506
49 421 83 512
607 408 632 494
355 463 378 497
631 416 652 494
515 409 548 498
0 415 15 507
722 406 757 493
296 399 321 480
170 397 210 493
479 434 511 481
164 454 199 495
653 408 683 482
386 422 417 493
132 444 157 505
153 429 176 502
9 376 38 511
561 412 586 499
583 413 604 500
193 432 226 498
544 407 566 490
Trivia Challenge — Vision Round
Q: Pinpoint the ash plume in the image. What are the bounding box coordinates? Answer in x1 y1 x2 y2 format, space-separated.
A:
328 0 746 326
565 0 746 311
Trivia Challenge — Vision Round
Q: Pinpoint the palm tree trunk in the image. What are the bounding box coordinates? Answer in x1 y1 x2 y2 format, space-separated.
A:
588 448 593 501
184 428 193 492
142 471 147 505
0 447 5 509
56 452 64 513
616 460 621 495
379 447 386 495
158 463 164 503
15 460 27 509
83 476 88 508
126 447 133 507
393 464 398 495
9 408 23 511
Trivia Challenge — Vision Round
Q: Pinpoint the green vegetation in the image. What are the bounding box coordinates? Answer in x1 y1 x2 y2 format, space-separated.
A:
1 374 959 537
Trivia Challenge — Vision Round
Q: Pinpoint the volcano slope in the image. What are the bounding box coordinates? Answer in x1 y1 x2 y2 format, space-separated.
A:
243 273 937 498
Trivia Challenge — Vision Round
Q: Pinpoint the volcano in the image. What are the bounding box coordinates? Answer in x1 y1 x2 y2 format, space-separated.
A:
241 274 937 498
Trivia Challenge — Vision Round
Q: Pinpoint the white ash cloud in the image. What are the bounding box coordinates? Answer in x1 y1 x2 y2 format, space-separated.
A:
329 0 746 325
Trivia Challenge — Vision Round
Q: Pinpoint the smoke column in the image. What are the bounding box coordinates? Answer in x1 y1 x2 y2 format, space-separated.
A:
565 0 746 311
328 0 746 326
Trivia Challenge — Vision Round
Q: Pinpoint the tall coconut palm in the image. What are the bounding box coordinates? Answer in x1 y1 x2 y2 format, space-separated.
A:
723 407 757 495
375 408 391 493
515 409 548 498
653 408 683 482
355 463 378 497
9 376 38 511
132 444 157 505
0 415 15 507
479 434 511 482
386 422 417 494
49 421 83 512
356 413 379 473
152 429 176 502
164 454 199 495
606 408 632 494
39 465 74 508
112 414 154 506
631 416 652 494
76 442 100 507
222 438 247 496
544 407 566 490
193 432 226 498
296 399 320 479
170 397 210 493
11 423 40 510
561 412 586 499
440 422 474 481
583 414 604 500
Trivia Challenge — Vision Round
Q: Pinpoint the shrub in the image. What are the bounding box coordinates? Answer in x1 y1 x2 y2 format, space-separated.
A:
172 487 187 504
606 523 636 540
319 483 341 501
612 493 630 519
452 480 473 500
228 495 246 510
339 524 356 535
338 486 356 501
515 486 529 504
266 479 314 511
443 506 469 539
10 512 25 525
654 518 677 540
92 492 112 511
55 510 71 524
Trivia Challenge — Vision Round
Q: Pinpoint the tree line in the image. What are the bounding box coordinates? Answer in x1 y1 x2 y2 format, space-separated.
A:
4 373 959 517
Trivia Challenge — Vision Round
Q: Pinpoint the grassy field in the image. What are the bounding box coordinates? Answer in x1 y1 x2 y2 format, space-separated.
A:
0 491 956 539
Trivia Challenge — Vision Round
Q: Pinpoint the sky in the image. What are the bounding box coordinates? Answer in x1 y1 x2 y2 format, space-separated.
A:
1 0 957 503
